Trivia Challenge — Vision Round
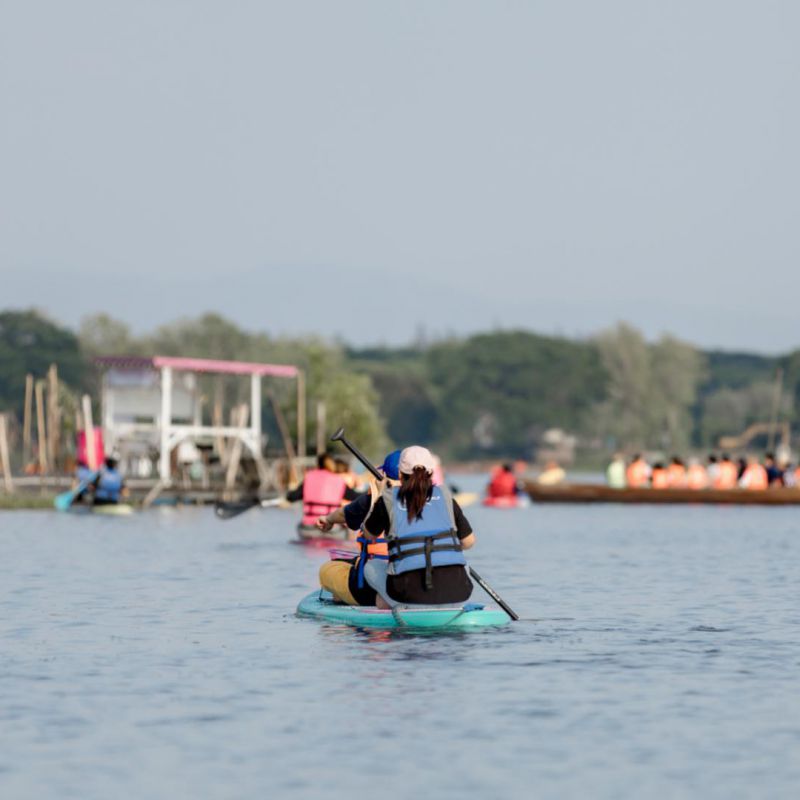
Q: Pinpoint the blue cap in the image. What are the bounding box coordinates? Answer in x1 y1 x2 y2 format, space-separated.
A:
378 449 402 480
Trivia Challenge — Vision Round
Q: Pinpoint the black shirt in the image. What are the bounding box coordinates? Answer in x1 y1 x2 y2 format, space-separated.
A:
344 493 474 605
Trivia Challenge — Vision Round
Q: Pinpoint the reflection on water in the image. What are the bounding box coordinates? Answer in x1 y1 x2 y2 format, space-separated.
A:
2 483 800 799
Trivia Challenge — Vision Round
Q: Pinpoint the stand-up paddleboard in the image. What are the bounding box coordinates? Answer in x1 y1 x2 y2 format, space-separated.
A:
296 591 510 630
69 503 135 516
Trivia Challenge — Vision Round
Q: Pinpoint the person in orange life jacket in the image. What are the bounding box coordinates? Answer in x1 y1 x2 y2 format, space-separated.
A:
487 464 519 498
626 455 651 488
667 457 687 488
650 463 669 489
318 446 476 609
739 456 768 490
706 455 720 486
94 456 127 505
285 452 361 530
686 458 709 490
316 450 402 606
715 454 738 489
764 452 784 486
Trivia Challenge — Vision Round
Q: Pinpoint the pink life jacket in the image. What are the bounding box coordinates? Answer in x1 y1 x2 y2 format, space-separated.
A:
301 469 347 526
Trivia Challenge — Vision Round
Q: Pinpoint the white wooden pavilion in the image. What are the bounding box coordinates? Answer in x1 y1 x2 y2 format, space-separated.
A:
95 355 305 493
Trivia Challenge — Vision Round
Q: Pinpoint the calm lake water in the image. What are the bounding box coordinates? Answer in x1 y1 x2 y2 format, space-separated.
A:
2 476 800 799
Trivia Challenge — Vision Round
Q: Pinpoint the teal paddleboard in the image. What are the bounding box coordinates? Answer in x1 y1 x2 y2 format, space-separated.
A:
296 591 510 631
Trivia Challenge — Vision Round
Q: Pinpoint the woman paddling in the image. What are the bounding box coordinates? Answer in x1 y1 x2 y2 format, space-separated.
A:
317 446 475 608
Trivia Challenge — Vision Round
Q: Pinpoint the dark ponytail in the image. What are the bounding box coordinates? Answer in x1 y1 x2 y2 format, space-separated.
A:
398 466 433 522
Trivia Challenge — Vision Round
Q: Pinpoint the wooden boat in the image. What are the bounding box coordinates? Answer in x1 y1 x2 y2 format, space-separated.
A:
524 482 800 506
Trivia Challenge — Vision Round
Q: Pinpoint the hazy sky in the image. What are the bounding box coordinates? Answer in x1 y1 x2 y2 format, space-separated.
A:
2 1 798 352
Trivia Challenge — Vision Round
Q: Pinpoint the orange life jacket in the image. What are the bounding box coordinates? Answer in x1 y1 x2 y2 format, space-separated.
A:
626 460 650 488
741 464 768 490
651 468 669 489
488 471 517 498
686 464 708 490
302 469 347 526
714 461 738 489
667 464 687 488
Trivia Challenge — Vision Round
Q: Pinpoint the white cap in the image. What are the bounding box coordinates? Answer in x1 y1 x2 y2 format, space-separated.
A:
399 445 436 476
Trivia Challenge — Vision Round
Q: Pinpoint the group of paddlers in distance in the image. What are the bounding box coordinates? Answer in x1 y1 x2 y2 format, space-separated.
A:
607 452 800 491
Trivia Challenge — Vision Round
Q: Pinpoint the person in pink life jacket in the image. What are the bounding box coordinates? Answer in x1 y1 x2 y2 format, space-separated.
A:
285 452 361 530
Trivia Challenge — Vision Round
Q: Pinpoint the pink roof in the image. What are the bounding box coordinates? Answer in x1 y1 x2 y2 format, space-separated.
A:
95 355 298 378
153 356 299 378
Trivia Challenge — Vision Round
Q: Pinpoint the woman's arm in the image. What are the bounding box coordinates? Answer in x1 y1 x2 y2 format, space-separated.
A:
460 533 476 550
316 507 347 531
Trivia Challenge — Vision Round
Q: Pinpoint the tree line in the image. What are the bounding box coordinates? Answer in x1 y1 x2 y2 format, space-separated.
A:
1 309 796 462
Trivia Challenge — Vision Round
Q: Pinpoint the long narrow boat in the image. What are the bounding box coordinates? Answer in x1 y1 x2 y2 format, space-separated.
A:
525 482 800 506
296 591 510 630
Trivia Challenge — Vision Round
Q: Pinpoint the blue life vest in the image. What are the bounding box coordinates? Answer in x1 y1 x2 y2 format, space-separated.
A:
95 468 123 502
384 485 466 589
76 465 95 484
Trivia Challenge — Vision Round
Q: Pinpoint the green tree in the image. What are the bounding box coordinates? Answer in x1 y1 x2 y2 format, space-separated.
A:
0 310 85 416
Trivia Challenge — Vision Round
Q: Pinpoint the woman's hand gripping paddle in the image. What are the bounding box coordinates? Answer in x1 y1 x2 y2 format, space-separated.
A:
329 427 519 621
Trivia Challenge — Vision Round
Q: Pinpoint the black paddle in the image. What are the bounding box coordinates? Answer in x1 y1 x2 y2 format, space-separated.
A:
214 496 283 520
330 427 519 621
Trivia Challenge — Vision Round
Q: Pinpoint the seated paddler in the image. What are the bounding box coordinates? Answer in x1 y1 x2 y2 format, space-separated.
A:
286 451 361 533
316 446 476 608
314 449 401 606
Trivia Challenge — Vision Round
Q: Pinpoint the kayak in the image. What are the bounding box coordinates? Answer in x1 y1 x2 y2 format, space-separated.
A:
296 590 510 630
92 503 135 516
482 495 523 509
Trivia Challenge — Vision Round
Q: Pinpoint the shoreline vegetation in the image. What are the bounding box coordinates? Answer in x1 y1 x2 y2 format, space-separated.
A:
1 309 797 465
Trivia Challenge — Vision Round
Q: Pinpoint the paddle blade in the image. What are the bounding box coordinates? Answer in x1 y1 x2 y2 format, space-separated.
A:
214 497 259 520
330 427 345 442
54 490 78 511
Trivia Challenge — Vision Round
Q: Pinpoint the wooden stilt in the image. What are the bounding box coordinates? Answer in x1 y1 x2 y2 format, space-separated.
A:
0 414 13 492
316 401 326 455
297 370 306 462
47 364 60 469
269 389 299 485
35 380 48 475
224 404 249 496
22 374 33 467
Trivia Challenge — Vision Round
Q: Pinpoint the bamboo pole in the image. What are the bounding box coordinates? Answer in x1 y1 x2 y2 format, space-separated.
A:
224 404 249 492
316 400 326 455
47 364 59 469
82 394 97 470
35 380 48 474
0 413 13 492
297 369 306 462
22 373 33 466
268 389 299 485
768 367 784 452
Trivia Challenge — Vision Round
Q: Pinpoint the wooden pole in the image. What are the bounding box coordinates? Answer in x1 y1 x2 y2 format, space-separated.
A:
316 400 326 455
268 389 299 485
22 373 33 466
224 404 249 493
0 414 13 492
47 364 59 469
297 369 306 463
768 367 784 452
82 394 97 470
35 380 48 474
213 376 226 462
